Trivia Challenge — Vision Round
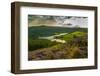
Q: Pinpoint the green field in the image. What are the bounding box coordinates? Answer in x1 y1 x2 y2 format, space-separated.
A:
28 26 87 38
28 26 88 60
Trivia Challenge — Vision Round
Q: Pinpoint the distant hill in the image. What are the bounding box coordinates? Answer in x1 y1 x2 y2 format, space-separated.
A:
28 26 87 39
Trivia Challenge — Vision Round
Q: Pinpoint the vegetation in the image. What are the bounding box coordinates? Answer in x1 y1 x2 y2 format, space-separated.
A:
28 26 87 38
54 31 87 41
28 38 59 51
28 26 88 60
28 35 87 60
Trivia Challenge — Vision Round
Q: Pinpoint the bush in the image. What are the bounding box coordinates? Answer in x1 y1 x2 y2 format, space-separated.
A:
28 38 59 51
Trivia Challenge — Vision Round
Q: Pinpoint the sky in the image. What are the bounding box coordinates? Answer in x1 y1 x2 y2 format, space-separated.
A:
28 15 88 28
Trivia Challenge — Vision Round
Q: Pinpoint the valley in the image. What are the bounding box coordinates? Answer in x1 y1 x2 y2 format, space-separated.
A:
28 26 88 60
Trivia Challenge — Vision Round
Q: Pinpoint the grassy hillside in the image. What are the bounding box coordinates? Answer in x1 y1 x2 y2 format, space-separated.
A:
28 26 88 60
28 34 88 60
54 31 87 41
28 26 87 39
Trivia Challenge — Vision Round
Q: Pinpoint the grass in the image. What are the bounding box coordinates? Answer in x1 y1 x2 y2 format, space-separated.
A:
28 38 60 51
28 26 88 60
28 35 88 60
54 31 87 41
28 26 87 38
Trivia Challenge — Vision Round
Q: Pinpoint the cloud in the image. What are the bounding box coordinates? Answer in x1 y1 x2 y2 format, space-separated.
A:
28 15 88 28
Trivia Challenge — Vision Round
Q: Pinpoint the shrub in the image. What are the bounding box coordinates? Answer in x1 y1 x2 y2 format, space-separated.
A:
28 39 59 51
